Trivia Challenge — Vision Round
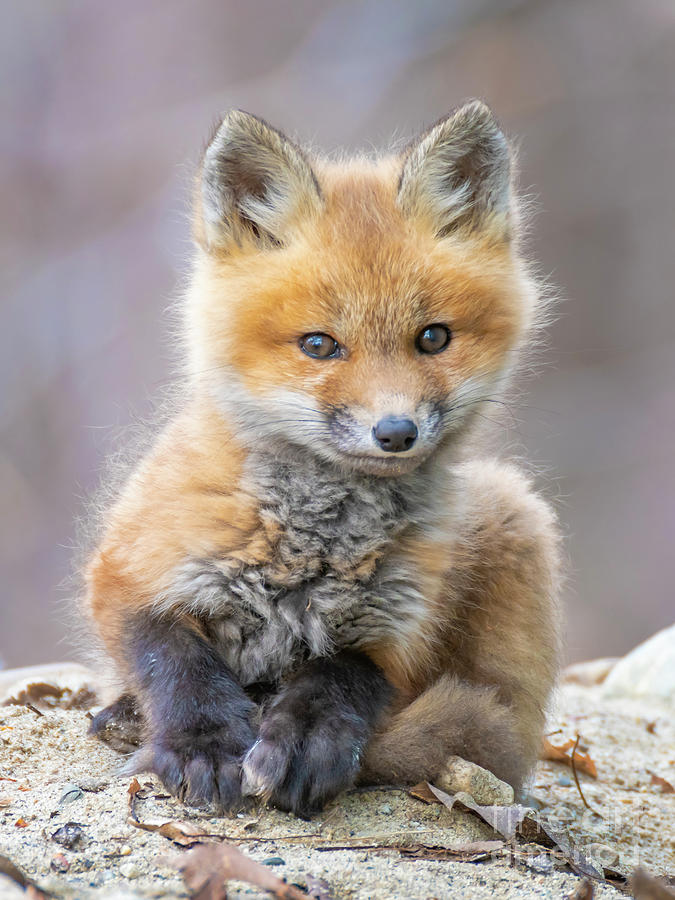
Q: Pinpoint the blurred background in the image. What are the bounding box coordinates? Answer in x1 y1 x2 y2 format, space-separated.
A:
1 0 674 669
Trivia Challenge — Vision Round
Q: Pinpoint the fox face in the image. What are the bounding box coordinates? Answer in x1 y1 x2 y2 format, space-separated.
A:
186 104 536 475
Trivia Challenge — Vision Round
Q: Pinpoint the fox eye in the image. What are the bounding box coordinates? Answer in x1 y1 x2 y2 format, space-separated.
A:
416 324 452 355
299 332 340 359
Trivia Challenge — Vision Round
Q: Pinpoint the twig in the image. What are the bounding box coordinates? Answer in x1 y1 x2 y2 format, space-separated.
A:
570 734 599 815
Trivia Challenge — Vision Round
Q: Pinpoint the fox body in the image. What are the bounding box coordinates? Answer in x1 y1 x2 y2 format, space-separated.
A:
84 102 561 817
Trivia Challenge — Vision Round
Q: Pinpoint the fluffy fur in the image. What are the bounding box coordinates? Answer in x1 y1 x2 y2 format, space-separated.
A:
84 102 562 816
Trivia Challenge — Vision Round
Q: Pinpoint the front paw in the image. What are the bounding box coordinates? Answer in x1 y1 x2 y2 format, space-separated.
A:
134 723 256 812
241 709 365 817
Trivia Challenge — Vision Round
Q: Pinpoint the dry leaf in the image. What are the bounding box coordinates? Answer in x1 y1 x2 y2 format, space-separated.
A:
541 737 598 778
14 817 28 828
426 783 529 841
158 820 220 847
2 681 97 711
409 782 440 804
127 776 145 821
649 773 675 794
425 783 603 880
172 843 308 900
128 813 220 846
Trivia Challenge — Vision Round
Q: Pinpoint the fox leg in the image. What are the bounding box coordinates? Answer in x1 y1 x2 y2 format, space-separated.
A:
362 461 562 795
119 611 257 811
242 650 392 818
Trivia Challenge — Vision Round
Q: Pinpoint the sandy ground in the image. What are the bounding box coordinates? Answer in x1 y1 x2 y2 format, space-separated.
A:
0 667 673 899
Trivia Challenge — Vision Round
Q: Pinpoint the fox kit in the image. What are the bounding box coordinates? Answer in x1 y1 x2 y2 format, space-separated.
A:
84 101 561 818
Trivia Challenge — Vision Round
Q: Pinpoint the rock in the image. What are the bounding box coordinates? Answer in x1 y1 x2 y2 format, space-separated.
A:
562 657 620 686
57 784 84 806
50 853 70 873
378 803 393 815
435 756 515 806
119 863 141 879
601 625 675 707
588 842 619 868
51 822 87 850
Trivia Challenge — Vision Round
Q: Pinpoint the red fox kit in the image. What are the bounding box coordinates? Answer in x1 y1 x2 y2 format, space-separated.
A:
84 101 561 817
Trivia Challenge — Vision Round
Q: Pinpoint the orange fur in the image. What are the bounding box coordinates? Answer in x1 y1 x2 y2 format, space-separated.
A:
82 105 561 799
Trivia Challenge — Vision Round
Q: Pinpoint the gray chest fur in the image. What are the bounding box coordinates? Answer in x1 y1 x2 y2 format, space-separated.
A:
165 449 430 685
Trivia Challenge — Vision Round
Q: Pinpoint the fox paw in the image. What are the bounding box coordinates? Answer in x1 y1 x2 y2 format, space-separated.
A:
241 710 364 817
132 725 255 812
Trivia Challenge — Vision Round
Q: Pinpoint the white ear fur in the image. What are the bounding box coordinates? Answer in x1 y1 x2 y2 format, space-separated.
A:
398 101 513 240
199 110 322 250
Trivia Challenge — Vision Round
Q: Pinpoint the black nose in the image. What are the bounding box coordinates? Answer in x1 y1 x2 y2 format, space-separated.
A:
373 416 418 453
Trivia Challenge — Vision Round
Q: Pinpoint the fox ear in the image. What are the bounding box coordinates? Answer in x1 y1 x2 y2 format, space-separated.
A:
398 101 513 240
197 110 322 250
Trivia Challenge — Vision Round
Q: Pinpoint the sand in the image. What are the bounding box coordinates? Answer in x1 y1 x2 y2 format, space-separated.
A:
0 664 673 899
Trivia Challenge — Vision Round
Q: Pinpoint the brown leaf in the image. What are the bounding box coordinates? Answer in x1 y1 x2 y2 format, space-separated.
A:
649 773 675 794
128 813 221 846
127 776 145 821
172 843 308 900
14 817 28 828
158 820 220 847
541 737 598 778
409 782 440 804
631 868 675 899
2 681 97 711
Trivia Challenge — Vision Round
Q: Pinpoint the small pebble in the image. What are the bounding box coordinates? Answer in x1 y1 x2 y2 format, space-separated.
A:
528 853 554 874
50 853 70 874
78 777 109 793
119 845 132 856
557 774 572 787
378 803 393 815
57 784 83 805
51 823 86 850
589 843 619 867
119 862 141 879
262 857 285 866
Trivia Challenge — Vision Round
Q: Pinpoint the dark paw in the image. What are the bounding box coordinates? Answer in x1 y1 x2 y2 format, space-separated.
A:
135 724 256 813
89 694 144 753
241 709 365 818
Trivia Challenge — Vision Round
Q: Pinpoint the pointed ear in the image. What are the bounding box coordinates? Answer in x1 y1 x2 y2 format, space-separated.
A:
398 101 513 240
196 110 322 251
